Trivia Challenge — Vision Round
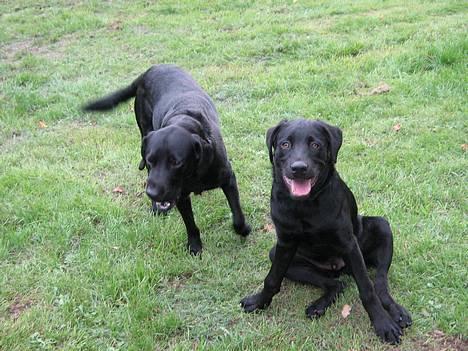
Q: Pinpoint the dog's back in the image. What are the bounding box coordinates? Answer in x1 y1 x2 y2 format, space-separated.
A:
145 65 219 129
84 65 220 138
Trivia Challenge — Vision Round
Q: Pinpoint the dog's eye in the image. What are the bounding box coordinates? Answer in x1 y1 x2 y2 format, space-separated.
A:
168 156 180 167
310 142 320 149
280 141 291 150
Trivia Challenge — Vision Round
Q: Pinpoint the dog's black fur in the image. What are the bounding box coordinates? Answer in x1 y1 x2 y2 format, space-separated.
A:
240 119 411 344
84 64 251 254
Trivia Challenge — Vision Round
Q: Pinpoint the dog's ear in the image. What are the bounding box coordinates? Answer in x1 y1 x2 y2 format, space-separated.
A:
138 158 146 170
139 131 155 170
192 134 213 170
192 134 202 162
266 120 288 164
317 120 342 164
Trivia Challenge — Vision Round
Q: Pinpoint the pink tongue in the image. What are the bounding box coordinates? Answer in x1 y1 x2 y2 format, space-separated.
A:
291 179 312 196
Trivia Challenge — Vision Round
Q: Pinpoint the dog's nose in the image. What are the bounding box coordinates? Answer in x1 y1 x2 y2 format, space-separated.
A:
146 183 162 200
290 161 308 174
146 187 157 200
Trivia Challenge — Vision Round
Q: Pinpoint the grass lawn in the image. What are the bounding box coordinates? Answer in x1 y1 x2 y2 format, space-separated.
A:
1 0 467 350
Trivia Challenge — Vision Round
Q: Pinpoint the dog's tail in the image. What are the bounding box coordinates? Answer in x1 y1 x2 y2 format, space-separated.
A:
83 74 143 112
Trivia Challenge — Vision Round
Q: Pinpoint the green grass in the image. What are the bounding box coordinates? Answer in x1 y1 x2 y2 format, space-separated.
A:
1 0 467 350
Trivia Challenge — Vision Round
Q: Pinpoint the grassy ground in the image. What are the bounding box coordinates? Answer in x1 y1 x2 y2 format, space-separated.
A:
1 1 467 350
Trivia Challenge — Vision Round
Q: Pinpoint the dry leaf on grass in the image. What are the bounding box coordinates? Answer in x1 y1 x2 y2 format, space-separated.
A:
370 82 391 95
262 223 275 233
108 20 123 31
461 143 468 152
112 186 125 194
392 123 401 132
341 304 352 318
38 120 47 129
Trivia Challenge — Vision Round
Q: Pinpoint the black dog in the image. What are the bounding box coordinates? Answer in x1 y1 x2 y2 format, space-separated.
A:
241 119 411 344
84 64 251 254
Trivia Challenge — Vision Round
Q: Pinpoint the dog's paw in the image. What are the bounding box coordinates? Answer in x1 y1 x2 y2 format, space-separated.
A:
187 242 202 256
187 237 203 256
373 315 403 345
305 281 345 319
388 303 412 329
240 293 271 313
305 306 326 319
305 303 327 319
234 222 251 237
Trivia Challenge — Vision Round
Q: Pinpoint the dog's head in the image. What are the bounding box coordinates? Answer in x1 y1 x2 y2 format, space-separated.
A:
266 119 342 199
140 125 207 209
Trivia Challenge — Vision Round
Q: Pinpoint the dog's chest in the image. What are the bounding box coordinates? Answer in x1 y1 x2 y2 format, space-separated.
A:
272 200 344 243
184 168 227 195
184 178 219 195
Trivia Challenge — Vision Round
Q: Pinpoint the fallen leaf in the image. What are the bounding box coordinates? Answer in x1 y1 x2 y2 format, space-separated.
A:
108 20 123 31
461 143 468 152
341 304 352 318
370 82 391 95
262 223 275 233
38 120 47 129
112 186 125 194
431 329 445 338
392 123 401 132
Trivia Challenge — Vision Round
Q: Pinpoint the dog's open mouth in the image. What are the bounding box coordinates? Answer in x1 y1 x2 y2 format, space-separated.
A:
154 201 175 212
283 176 317 197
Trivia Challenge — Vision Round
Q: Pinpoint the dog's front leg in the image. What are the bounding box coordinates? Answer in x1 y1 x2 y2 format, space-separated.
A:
176 195 202 255
345 237 402 344
240 238 297 312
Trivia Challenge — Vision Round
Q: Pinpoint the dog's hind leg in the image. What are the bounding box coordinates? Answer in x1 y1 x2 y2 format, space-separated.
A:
361 216 412 329
269 246 346 319
221 171 251 236
176 196 202 255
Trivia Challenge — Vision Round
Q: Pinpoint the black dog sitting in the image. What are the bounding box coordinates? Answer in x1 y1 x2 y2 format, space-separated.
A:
84 64 251 254
241 119 411 344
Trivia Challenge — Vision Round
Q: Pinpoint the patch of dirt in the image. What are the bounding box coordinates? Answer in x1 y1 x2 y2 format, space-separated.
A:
167 272 194 291
352 80 370 96
361 7 400 18
219 25 237 33
0 129 29 151
1 36 71 62
395 330 468 351
133 25 151 35
272 6 289 14
8 296 33 320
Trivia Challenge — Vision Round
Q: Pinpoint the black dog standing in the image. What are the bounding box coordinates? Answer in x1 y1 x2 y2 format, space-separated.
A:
84 64 251 254
241 119 411 344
